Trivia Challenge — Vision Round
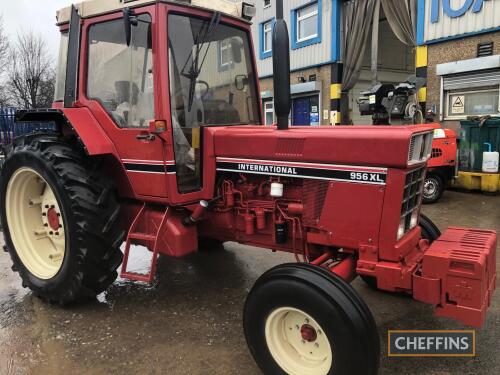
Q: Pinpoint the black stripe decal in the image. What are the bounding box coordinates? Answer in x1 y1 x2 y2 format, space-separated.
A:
124 163 176 173
216 162 386 185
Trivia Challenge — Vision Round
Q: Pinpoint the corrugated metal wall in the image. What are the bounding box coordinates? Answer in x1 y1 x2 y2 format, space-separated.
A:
423 0 500 43
251 0 333 77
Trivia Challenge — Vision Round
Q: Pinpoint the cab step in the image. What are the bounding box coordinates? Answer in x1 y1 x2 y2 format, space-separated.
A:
120 204 170 284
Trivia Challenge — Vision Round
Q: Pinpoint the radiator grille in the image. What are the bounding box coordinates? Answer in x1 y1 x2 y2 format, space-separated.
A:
302 180 329 225
408 132 433 165
400 167 425 235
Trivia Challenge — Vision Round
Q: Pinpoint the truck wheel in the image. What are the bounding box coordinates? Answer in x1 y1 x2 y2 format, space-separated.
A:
0 135 124 304
419 213 441 242
244 263 379 375
361 214 441 289
423 174 444 204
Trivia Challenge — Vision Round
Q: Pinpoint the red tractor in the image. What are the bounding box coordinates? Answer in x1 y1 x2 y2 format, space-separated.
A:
0 1 496 374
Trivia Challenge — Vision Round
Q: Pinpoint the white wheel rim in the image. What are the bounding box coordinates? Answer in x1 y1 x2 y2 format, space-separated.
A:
5 167 66 279
424 179 437 197
265 307 333 375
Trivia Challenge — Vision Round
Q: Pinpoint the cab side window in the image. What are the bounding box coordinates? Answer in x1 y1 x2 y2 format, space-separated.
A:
87 15 154 128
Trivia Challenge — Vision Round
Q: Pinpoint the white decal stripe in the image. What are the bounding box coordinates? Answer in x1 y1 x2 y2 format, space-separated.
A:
216 168 386 185
216 157 387 173
121 159 175 165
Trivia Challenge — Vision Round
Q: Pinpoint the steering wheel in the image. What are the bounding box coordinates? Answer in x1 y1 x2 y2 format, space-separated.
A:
197 80 210 100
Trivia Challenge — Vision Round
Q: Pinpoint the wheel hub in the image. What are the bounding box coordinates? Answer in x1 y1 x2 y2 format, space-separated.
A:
265 307 332 375
46 207 61 231
424 179 437 196
300 324 317 342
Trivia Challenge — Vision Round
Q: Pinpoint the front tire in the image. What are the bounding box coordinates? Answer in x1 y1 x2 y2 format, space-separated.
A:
244 263 380 375
0 135 124 303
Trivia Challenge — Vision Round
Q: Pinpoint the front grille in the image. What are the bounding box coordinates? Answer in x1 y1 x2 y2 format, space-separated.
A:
408 132 433 165
401 167 425 234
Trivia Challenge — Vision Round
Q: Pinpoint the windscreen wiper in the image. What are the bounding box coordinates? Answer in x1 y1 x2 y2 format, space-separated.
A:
181 12 221 112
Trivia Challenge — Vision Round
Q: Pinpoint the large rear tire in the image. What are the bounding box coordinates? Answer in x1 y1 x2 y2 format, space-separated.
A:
0 135 124 303
244 263 380 375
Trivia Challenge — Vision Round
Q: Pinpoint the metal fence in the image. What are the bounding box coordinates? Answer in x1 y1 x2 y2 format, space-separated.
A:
0 108 56 147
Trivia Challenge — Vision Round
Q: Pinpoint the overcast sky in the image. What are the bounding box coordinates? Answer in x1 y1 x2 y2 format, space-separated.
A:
0 0 74 61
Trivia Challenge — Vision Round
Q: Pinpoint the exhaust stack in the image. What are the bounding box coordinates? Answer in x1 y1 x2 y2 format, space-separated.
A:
272 0 291 130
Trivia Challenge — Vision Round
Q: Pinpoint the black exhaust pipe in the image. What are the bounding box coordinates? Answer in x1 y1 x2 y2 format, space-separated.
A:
272 0 291 130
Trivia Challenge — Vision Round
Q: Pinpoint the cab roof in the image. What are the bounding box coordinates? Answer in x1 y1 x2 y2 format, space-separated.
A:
56 0 250 25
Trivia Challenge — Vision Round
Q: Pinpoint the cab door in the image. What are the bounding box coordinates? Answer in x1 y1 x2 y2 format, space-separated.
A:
79 5 171 199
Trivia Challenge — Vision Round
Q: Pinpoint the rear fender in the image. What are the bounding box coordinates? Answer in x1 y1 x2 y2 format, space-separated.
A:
16 108 116 156
15 108 134 197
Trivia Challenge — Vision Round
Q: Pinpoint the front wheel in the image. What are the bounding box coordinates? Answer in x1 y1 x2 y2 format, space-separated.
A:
423 173 445 204
244 263 380 375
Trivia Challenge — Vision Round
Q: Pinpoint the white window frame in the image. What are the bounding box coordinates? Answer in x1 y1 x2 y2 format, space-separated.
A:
263 0 271 9
264 100 275 125
263 21 273 53
219 39 232 68
296 3 319 43
444 86 500 120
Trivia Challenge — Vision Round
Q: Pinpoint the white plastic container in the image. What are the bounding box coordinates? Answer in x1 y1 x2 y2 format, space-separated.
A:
482 152 499 173
270 183 284 197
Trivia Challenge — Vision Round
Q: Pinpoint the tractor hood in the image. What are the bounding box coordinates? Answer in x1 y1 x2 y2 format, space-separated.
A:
210 125 435 169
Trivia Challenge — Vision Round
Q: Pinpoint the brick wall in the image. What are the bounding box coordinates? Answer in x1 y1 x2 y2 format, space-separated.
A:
427 32 500 131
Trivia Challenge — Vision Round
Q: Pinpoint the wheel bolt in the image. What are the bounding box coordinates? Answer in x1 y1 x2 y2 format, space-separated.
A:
55 232 59 236
45 205 49 209
49 231 53 235
42 213 47 216
305 318 310 323
44 223 48 227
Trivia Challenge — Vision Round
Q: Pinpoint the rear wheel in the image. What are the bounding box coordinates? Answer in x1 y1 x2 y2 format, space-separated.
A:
244 263 380 375
0 135 124 303
423 173 444 204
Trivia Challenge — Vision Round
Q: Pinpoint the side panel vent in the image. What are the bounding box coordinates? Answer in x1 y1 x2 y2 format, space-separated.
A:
302 180 329 225
276 138 305 157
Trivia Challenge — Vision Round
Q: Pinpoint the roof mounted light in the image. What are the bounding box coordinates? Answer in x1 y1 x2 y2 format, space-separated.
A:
242 2 256 20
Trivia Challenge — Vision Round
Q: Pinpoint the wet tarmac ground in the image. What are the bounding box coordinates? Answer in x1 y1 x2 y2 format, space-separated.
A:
0 190 499 375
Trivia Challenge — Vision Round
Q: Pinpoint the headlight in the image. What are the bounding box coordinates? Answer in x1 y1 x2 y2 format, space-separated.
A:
397 218 406 241
410 210 419 229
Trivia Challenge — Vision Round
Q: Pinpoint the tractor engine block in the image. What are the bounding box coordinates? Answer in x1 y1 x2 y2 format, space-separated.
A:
200 174 329 258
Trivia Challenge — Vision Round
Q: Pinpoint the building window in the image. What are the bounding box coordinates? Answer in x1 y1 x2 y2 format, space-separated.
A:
263 100 275 125
259 19 274 59
445 87 500 119
291 2 322 49
263 0 271 8
218 39 233 71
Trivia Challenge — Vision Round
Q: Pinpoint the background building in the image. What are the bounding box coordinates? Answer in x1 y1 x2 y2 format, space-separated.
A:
250 0 500 128
418 0 500 132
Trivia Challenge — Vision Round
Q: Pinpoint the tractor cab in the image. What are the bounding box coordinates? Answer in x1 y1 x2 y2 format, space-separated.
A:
53 0 260 203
